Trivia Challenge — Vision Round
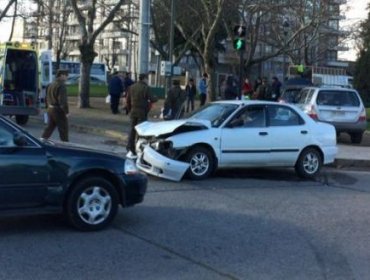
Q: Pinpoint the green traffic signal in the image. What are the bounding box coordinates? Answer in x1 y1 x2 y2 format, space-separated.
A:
234 39 245 50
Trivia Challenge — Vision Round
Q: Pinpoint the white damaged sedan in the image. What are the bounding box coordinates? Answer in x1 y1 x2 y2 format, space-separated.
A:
135 101 337 181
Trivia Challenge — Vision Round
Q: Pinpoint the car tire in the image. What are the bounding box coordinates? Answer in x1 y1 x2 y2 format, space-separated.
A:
295 148 322 179
65 177 119 231
15 115 29 125
350 132 363 144
185 146 214 180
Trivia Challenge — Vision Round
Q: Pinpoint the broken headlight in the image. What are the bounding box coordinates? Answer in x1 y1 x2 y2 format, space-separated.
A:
150 140 173 151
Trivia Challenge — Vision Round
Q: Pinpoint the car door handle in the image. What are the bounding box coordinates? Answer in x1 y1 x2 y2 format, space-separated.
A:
259 132 268 136
301 130 308 135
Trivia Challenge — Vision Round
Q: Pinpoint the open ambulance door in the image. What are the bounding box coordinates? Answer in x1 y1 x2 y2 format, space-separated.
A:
39 50 53 108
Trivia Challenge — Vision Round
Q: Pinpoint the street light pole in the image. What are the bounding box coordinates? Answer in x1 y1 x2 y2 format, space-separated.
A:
138 0 151 74
283 19 290 82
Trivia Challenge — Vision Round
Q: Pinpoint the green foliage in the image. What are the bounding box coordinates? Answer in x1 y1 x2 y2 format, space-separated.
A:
67 85 108 98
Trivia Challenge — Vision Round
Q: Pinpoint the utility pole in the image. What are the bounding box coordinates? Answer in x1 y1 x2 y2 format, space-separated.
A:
138 0 151 74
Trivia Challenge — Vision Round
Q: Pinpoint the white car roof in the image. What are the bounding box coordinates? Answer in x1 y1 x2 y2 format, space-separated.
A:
213 100 281 106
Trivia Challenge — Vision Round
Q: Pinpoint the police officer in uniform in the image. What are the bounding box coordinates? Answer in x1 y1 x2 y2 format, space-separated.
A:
126 73 157 158
41 69 69 142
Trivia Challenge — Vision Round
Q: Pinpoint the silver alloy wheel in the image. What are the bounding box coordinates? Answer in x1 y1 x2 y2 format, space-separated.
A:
302 151 319 175
77 186 112 225
190 152 210 177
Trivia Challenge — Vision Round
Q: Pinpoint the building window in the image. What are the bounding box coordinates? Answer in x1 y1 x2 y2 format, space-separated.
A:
326 50 337 61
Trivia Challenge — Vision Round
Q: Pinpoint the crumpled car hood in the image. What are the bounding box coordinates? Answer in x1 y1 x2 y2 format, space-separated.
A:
135 119 211 137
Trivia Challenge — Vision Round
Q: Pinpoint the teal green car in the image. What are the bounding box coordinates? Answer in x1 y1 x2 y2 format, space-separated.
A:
0 116 147 231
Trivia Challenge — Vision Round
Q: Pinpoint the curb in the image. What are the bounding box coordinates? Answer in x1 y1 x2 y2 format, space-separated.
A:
70 123 128 143
330 158 370 171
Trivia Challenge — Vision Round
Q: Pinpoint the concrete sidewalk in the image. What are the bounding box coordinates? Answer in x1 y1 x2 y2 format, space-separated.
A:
30 96 370 170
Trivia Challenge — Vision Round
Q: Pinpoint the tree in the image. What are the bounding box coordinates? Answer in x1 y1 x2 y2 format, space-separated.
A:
231 0 341 75
354 4 370 106
152 0 231 101
30 0 72 69
152 0 346 100
69 0 127 108
0 0 17 22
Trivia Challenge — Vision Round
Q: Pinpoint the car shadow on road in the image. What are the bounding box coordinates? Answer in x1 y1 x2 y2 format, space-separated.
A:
0 214 72 234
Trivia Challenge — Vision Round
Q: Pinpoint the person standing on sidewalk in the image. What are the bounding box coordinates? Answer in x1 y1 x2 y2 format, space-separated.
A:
41 69 70 142
198 73 208 106
126 73 158 158
122 72 134 115
164 79 186 120
108 71 124 114
185 78 196 113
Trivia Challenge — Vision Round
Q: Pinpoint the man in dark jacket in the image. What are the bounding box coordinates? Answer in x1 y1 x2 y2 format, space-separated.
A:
164 79 186 119
41 69 69 141
271 76 282 101
224 76 238 100
185 78 196 112
126 73 158 158
256 77 272 101
108 71 124 114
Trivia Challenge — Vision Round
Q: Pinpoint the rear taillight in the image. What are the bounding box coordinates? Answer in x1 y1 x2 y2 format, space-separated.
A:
358 107 367 122
308 105 318 120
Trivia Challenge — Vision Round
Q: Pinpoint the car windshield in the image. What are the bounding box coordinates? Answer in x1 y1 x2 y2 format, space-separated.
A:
316 91 360 107
188 103 239 127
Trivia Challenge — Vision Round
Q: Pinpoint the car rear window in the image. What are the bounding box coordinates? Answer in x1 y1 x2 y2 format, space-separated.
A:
281 88 302 103
297 89 313 104
316 91 360 107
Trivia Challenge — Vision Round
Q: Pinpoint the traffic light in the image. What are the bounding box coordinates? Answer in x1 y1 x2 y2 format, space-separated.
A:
233 38 246 50
233 25 246 51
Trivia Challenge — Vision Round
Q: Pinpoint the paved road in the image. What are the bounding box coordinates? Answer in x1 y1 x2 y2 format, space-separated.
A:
1 120 370 280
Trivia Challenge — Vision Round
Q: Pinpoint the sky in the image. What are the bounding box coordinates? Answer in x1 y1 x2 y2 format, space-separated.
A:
0 0 369 61
339 0 370 61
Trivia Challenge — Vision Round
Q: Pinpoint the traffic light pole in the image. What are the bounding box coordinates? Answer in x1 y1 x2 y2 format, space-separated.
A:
233 25 246 99
238 49 244 100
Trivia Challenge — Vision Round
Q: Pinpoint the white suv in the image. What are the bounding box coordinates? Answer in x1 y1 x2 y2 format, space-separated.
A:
296 87 367 144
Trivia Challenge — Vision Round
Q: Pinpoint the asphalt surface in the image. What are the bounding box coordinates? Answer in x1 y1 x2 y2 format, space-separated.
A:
1 102 370 280
1 168 370 280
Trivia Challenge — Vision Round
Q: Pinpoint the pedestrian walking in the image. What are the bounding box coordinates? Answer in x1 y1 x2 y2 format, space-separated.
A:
198 73 208 106
126 73 158 158
164 79 186 120
108 71 124 114
41 69 70 142
185 78 196 112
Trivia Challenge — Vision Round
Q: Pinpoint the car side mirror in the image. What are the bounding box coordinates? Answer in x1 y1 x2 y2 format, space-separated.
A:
13 132 28 147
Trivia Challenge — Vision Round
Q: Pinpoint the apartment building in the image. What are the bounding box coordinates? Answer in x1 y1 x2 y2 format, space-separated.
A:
23 0 140 73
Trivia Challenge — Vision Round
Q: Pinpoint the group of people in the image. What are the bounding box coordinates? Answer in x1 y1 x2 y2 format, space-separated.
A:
108 71 134 114
221 76 282 102
245 76 282 101
40 68 282 159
